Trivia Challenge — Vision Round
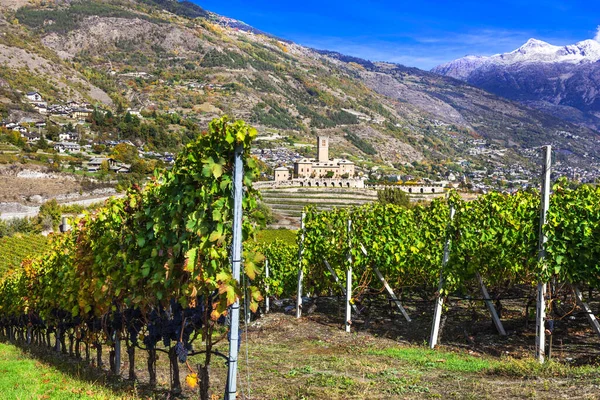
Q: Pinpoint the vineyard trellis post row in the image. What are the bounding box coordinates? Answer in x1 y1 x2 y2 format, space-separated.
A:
345 219 352 333
225 143 244 400
296 212 305 319
429 204 455 349
535 145 551 363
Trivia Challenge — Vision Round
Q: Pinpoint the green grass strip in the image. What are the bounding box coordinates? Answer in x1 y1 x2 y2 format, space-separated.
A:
0 342 123 399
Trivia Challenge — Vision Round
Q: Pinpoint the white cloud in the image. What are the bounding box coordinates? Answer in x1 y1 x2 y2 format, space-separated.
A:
595 26 600 42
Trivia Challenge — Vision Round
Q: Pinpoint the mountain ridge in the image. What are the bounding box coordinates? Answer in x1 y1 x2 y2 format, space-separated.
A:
1 0 599 181
432 38 600 131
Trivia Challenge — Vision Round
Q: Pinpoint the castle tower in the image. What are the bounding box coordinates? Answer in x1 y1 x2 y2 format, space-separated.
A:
317 136 329 162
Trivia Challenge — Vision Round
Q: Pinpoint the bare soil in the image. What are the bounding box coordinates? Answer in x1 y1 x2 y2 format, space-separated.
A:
0 175 81 203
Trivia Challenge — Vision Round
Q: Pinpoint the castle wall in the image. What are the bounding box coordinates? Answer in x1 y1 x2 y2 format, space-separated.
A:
255 178 365 189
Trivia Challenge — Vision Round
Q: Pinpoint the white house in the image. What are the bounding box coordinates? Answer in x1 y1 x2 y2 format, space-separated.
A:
58 132 78 142
23 132 40 143
26 92 43 102
54 142 81 153
87 157 116 172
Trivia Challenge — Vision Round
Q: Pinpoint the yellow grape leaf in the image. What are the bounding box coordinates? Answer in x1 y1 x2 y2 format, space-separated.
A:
212 162 223 178
248 127 258 139
186 373 198 389
219 283 237 306
250 287 263 302
250 300 259 313
184 248 197 273
252 251 265 263
209 230 223 243
244 261 259 280
210 307 224 320
216 271 229 282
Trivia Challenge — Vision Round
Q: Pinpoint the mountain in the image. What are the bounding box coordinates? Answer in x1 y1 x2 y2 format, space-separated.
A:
1 0 599 180
432 39 600 131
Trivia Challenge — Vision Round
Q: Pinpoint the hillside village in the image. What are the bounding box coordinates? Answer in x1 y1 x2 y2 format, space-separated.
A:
2 86 600 196
0 0 599 198
0 90 177 178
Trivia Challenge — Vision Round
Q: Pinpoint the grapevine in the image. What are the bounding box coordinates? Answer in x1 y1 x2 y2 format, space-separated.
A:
0 116 262 395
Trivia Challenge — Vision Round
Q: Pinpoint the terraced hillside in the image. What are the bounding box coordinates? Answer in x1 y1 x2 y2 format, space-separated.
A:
260 187 378 228
261 186 450 228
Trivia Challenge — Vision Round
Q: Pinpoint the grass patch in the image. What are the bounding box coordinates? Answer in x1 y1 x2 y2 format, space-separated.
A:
368 346 500 373
256 228 297 245
489 358 600 378
0 342 126 399
369 345 600 379
306 372 357 389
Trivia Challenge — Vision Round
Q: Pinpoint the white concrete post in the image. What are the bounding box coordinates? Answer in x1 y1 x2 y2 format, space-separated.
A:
296 212 305 318
345 219 352 333
536 145 551 363
225 144 244 400
429 205 455 349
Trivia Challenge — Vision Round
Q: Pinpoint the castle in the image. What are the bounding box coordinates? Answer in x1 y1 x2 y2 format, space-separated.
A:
267 136 364 189
293 136 355 179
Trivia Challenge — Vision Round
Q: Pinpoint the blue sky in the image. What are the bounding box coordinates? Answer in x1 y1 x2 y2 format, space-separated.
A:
194 0 600 70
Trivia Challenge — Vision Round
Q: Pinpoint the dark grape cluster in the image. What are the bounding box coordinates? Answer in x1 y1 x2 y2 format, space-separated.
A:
124 308 143 345
175 341 188 363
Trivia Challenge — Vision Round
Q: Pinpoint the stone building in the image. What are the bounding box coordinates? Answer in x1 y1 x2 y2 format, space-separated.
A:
274 166 290 182
293 136 355 178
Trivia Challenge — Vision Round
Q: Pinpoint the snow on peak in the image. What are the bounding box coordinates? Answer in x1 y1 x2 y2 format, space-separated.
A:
497 38 600 64
570 39 600 58
520 38 553 49
433 38 600 77
521 38 552 47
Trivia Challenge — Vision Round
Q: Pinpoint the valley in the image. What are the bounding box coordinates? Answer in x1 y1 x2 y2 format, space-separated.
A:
1 0 599 205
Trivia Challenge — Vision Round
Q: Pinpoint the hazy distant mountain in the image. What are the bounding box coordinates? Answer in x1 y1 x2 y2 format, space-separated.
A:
432 39 600 131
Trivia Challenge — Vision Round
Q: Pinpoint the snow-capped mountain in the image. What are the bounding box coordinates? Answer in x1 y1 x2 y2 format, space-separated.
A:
434 38 600 78
432 38 600 131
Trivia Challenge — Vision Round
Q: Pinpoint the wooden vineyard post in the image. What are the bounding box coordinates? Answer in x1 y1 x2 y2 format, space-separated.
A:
345 219 352 333
476 272 506 336
265 259 270 314
429 205 455 349
360 243 411 322
55 327 61 353
296 212 305 319
112 331 121 375
575 287 600 339
536 145 551 363
225 144 244 400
